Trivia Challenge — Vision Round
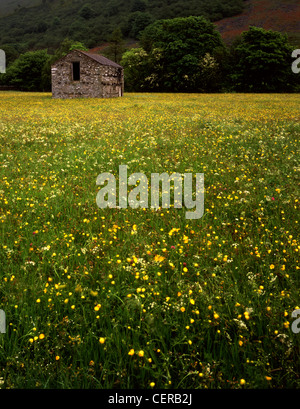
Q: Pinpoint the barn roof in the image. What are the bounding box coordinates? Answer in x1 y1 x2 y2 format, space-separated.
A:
78 50 123 68
51 50 123 69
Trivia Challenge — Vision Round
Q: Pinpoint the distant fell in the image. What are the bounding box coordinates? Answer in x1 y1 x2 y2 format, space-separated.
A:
0 0 40 16
0 0 299 56
214 0 300 46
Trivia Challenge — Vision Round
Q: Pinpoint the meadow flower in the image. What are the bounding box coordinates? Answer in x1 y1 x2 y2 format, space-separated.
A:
128 349 135 356
244 312 250 320
154 254 165 263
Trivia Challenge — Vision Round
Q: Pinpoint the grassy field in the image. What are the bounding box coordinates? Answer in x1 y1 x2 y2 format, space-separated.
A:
0 92 299 389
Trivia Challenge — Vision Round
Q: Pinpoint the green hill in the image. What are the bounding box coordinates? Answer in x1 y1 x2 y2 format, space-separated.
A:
0 0 244 54
0 0 40 16
215 0 300 46
0 0 299 63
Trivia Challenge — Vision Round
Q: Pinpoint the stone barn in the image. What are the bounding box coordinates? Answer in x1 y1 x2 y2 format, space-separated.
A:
51 49 124 99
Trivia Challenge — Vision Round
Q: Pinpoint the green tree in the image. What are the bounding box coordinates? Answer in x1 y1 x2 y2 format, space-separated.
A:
5 49 51 91
126 11 154 39
231 26 295 92
131 0 147 13
104 27 125 64
0 45 19 66
121 47 150 91
51 38 88 61
139 16 226 91
121 46 166 91
79 3 95 20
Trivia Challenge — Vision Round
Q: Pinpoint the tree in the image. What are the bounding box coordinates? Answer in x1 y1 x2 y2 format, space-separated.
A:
79 3 95 20
138 16 226 91
104 27 125 64
5 50 51 91
131 0 147 13
230 26 295 92
126 12 154 39
121 47 150 91
52 38 88 61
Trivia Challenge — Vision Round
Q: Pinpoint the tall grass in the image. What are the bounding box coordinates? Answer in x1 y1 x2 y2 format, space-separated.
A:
0 92 299 388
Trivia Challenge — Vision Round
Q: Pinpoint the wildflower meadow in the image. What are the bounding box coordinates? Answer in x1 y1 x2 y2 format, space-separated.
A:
0 92 299 389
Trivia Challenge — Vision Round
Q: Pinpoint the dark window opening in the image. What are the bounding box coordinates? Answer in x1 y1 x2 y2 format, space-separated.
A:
72 62 80 81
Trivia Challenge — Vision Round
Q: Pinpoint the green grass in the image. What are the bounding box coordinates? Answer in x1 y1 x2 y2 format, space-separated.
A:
0 92 299 389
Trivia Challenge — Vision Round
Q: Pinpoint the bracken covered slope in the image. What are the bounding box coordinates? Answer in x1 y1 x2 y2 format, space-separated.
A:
214 0 300 45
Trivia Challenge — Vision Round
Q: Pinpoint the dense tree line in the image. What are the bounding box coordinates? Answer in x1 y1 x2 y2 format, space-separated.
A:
0 17 299 93
121 19 299 93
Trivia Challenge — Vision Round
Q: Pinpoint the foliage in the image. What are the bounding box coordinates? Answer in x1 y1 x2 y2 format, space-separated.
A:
121 47 153 91
79 3 95 20
52 39 88 60
123 16 226 92
124 11 155 39
1 18 298 94
0 0 245 54
103 28 126 64
122 20 299 93
230 26 296 92
3 49 51 91
1 40 88 92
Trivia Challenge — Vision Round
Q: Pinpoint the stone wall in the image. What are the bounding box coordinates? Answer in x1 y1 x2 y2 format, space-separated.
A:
51 50 123 99
101 65 124 98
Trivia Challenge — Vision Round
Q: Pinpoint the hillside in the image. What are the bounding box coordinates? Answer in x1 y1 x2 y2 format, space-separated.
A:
0 0 299 59
0 0 40 16
215 0 300 46
0 0 244 53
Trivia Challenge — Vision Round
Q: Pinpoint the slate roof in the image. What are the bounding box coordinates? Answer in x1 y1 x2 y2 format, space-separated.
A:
79 50 123 69
51 50 123 69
